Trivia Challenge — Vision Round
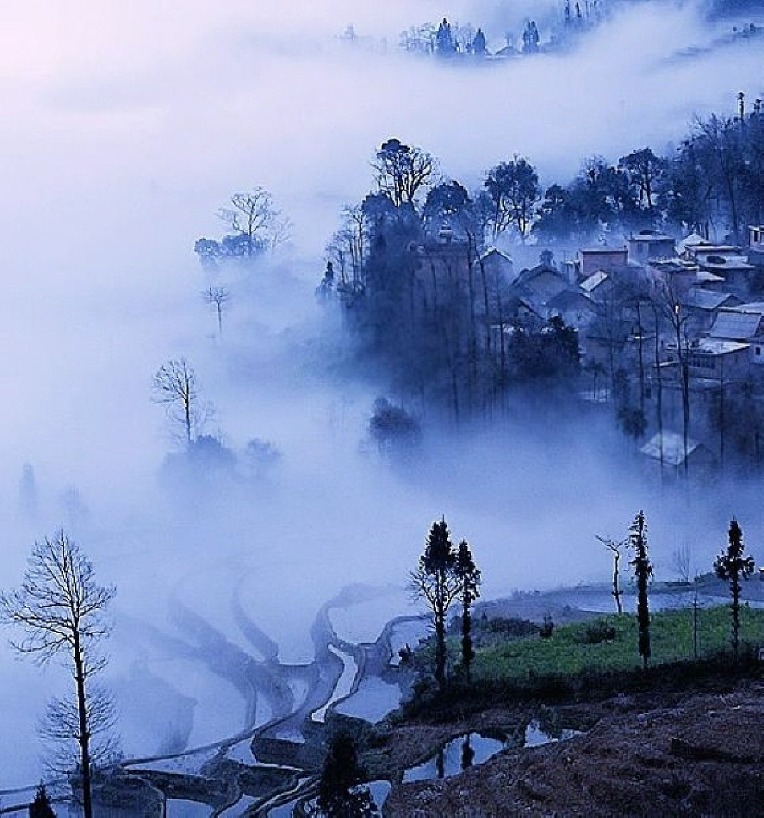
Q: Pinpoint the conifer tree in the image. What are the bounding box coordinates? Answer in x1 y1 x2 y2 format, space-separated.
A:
629 511 652 670
29 784 56 818
411 519 460 688
454 539 481 681
714 519 756 660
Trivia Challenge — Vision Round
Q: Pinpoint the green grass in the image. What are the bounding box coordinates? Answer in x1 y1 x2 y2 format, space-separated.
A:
471 604 764 683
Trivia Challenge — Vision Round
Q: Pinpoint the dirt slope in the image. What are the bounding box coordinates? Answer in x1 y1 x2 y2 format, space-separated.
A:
383 683 764 817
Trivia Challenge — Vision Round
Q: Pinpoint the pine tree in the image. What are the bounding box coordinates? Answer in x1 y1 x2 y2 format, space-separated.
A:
454 539 481 682
29 784 56 818
714 519 756 660
411 520 460 688
629 511 653 670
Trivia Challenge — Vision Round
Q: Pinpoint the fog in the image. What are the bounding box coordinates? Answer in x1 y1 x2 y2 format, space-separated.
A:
1 0 763 788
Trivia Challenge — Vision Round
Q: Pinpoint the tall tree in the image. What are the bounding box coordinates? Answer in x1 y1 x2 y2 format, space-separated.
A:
312 732 378 817
411 520 461 688
714 519 756 660
532 184 575 243
483 158 540 241
667 137 712 236
372 138 434 207
618 147 668 221
217 186 289 256
454 539 481 681
152 358 205 445
203 285 230 335
1 532 116 818
629 511 652 670
422 181 473 237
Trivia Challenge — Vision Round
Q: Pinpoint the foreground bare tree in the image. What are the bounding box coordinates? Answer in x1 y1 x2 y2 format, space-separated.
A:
152 358 204 444
0 532 116 818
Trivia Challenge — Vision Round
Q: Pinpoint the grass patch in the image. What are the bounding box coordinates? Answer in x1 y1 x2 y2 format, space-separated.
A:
398 604 764 721
472 604 764 683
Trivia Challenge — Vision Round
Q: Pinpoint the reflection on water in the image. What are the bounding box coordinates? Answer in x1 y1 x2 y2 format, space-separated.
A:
403 720 581 783
403 732 506 783
335 676 402 722
166 799 213 818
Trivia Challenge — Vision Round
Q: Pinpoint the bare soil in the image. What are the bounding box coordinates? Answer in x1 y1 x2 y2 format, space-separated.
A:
382 681 764 817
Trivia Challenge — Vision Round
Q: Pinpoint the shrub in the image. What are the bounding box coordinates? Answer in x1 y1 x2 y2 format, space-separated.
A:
584 620 616 644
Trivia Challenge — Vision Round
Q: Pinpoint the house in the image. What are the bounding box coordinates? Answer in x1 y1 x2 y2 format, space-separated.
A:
647 258 701 294
732 301 764 315
480 247 515 284
677 232 707 257
747 225 764 273
696 254 757 298
749 225 764 251
579 270 612 302
729 303 764 366
708 309 764 342
512 260 570 311
682 241 742 264
694 269 728 290
640 431 716 478
578 246 629 277
678 287 741 334
684 338 751 381
627 230 676 265
546 288 598 330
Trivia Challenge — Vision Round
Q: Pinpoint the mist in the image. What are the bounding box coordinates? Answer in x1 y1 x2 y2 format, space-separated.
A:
1 0 763 788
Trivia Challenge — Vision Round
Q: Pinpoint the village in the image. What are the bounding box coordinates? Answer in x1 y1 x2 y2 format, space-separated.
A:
412 222 764 479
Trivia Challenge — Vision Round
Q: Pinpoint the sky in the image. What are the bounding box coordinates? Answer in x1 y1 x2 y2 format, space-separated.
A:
0 0 763 789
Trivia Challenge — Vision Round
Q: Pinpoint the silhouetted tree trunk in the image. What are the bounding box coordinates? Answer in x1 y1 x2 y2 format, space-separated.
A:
455 540 481 682
651 302 665 479
629 511 653 670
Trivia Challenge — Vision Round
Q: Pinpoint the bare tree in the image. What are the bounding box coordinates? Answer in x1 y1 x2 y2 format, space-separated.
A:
597 535 626 614
651 279 691 478
0 532 116 818
152 358 205 444
670 541 694 584
41 683 118 777
203 286 230 335
218 186 290 256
